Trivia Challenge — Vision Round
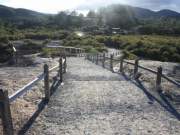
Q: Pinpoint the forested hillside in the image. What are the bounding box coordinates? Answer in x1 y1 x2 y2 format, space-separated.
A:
1 4 180 34
1 4 180 63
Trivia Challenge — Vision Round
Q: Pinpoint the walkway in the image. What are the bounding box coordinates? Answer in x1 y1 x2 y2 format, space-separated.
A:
27 57 180 135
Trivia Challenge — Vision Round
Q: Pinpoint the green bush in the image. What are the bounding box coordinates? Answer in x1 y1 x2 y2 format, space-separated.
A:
0 43 13 63
96 35 180 62
18 40 44 54
123 50 137 60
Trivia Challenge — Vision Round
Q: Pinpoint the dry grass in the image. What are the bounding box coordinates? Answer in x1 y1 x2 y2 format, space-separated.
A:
0 57 58 134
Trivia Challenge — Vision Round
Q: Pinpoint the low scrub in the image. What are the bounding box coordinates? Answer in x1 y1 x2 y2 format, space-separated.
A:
0 43 13 63
18 39 45 54
95 35 180 62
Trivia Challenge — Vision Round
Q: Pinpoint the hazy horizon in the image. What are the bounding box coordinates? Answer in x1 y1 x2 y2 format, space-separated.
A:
0 0 180 14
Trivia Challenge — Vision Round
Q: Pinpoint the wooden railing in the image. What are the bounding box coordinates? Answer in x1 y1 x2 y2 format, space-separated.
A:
46 45 86 57
86 52 180 90
0 56 67 135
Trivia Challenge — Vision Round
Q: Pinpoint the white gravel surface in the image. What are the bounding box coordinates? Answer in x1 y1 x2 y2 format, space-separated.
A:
27 57 180 135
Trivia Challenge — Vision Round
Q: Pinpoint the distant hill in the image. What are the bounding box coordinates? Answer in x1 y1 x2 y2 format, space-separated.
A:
156 9 180 18
129 6 180 19
96 4 180 29
99 4 180 19
0 5 45 18
0 4 180 32
0 5 48 28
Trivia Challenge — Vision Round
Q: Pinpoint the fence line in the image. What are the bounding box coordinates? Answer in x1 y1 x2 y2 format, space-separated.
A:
0 56 67 135
86 52 180 90
46 46 85 57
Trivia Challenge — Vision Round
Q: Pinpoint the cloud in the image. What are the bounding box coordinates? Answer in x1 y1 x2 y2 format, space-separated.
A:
1 0 85 13
1 0 180 13
76 0 128 10
77 0 180 12
132 0 180 11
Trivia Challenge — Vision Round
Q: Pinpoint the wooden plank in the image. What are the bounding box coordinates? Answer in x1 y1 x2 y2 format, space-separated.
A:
89 53 179 88
49 65 59 73
138 65 157 74
123 60 135 66
162 74 180 87
46 45 85 50
9 73 45 103
9 63 60 103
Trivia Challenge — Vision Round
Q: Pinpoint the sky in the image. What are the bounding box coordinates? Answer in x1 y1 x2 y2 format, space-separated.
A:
0 0 180 14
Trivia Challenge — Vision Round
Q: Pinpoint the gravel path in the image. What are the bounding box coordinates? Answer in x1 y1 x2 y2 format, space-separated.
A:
27 57 180 135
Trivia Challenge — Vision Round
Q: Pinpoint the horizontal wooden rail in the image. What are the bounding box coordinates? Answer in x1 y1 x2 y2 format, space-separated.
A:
123 60 135 66
9 73 45 103
9 59 66 103
87 52 180 88
49 64 59 72
46 46 85 57
138 65 157 74
46 45 85 51
124 60 180 87
112 58 121 62
0 56 67 135
162 74 180 87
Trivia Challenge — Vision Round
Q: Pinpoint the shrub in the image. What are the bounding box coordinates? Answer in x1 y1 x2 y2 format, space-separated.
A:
0 43 13 63
18 40 44 54
122 50 137 60
0 36 9 43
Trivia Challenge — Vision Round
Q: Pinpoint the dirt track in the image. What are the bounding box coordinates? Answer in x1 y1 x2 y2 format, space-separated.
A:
27 57 180 135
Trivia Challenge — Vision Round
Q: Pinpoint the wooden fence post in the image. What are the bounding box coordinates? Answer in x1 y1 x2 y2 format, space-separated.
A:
110 54 114 72
70 48 72 55
87 54 89 60
59 58 63 82
83 50 85 57
78 49 80 57
120 58 124 73
64 56 67 73
93 55 95 63
134 59 139 78
81 50 82 57
76 49 78 57
44 64 50 100
103 53 105 68
0 89 14 135
156 66 162 91
96 54 99 65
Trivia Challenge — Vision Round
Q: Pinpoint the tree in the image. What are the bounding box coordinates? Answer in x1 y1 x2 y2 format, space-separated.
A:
87 10 96 18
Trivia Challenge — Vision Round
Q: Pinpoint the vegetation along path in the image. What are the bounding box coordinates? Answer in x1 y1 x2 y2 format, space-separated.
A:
28 57 180 135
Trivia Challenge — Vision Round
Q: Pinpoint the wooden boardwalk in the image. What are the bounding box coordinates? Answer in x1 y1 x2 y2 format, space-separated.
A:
27 57 180 135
